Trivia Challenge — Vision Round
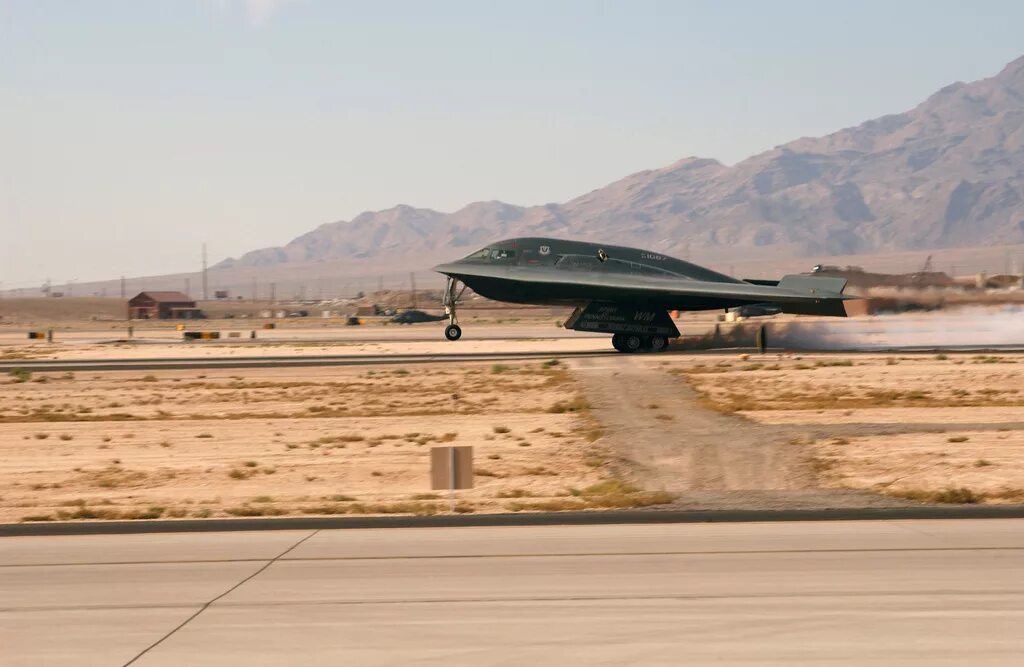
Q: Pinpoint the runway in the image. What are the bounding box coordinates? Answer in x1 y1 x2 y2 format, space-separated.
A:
3 519 1023 665
0 324 606 347
0 348 617 373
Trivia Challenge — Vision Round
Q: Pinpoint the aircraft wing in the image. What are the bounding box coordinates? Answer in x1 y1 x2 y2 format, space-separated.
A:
434 263 853 316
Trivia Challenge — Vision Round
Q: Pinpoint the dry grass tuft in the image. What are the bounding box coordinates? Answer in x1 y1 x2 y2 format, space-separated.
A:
507 479 675 512
889 487 982 504
81 465 149 489
225 505 286 517
496 488 534 498
547 396 590 414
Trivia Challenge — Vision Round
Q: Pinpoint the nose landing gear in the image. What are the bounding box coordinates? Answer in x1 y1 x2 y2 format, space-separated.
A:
442 276 467 341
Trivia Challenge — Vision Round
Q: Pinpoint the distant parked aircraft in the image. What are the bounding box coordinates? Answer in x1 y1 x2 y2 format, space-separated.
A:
390 309 447 324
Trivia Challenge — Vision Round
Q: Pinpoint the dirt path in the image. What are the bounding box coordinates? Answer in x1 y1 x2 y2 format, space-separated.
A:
569 356 813 492
568 356 923 510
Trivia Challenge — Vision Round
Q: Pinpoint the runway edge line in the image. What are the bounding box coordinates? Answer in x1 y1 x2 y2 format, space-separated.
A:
5 505 1024 537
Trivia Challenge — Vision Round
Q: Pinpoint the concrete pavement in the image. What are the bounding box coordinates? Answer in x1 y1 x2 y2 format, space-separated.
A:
0 348 615 373
2 520 1023 665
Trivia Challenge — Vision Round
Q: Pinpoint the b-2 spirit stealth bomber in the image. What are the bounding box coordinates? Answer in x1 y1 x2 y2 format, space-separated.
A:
433 238 852 352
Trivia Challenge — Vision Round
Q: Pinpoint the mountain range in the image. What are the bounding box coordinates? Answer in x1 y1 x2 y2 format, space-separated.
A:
216 56 1024 274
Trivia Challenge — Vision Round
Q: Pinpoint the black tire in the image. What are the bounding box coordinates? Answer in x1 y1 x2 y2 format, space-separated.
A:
444 324 462 341
611 334 626 352
623 334 643 353
649 335 668 352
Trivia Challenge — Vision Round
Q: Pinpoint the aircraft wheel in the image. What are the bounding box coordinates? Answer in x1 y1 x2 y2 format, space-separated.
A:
611 334 626 352
648 335 668 352
444 324 462 341
622 334 643 353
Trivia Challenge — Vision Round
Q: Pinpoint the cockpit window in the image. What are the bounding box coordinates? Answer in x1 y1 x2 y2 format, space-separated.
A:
468 247 515 261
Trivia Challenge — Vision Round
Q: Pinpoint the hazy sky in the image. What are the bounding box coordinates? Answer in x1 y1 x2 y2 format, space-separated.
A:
2 0 1023 287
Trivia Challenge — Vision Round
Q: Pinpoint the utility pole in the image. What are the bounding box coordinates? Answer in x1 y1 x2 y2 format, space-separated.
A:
251 276 257 303
410 272 417 309
270 282 276 304
120 276 126 299
201 243 208 301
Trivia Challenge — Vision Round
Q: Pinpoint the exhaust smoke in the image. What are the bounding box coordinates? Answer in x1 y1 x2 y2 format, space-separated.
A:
680 306 1024 351
776 306 1024 351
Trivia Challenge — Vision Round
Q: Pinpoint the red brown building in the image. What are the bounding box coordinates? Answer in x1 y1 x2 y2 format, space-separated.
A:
127 292 202 320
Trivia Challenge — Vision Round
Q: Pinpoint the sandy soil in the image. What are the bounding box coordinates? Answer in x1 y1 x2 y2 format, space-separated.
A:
0 362 622 523
671 352 1024 504
3 334 1023 521
812 430 1024 502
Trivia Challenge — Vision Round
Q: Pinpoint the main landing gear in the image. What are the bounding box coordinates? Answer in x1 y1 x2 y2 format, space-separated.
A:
611 333 669 353
442 276 467 341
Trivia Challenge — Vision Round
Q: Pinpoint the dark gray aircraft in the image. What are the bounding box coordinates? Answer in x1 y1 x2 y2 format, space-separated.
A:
433 237 852 352
390 309 447 324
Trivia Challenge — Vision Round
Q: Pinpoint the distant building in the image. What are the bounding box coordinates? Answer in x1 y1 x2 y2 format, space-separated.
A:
127 292 203 319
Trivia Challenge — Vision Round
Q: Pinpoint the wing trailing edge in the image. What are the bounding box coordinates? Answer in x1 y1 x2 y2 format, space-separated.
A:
775 274 851 317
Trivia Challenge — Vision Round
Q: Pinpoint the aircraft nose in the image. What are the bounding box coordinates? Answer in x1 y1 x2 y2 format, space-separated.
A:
432 262 462 274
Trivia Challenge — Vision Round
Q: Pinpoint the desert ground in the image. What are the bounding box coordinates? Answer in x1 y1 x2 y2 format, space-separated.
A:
671 352 1024 504
0 359 666 523
2 312 1024 522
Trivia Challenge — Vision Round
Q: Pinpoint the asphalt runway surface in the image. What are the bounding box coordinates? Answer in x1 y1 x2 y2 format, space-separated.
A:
5 345 1023 373
0 348 618 372
3 519 1023 666
0 324 614 347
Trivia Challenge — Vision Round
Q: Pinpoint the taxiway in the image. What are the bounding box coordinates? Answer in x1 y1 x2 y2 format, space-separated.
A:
3 519 1022 665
